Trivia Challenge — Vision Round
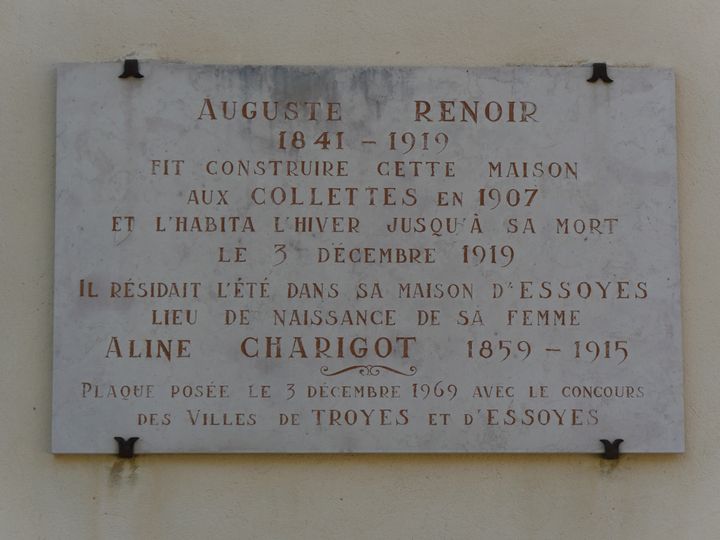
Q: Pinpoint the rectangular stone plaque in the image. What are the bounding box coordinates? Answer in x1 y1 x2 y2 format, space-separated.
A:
52 63 683 453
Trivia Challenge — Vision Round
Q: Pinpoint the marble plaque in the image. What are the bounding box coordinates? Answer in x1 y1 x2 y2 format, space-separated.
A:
52 63 683 453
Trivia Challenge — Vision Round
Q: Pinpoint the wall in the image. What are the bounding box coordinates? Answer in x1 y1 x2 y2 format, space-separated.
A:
1 1 718 538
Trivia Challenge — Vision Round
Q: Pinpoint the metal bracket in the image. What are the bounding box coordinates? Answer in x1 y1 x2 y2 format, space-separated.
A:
587 63 613 83
119 59 143 79
600 438 623 459
114 436 139 458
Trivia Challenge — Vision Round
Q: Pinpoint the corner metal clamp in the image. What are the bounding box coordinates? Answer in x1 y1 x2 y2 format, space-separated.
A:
587 63 613 83
119 59 143 79
114 436 139 458
600 438 623 459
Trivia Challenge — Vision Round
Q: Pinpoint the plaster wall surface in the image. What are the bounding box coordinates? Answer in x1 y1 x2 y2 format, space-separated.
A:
0 1 717 538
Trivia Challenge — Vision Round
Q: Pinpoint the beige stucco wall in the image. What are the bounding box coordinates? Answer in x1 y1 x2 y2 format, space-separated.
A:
1 1 718 538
